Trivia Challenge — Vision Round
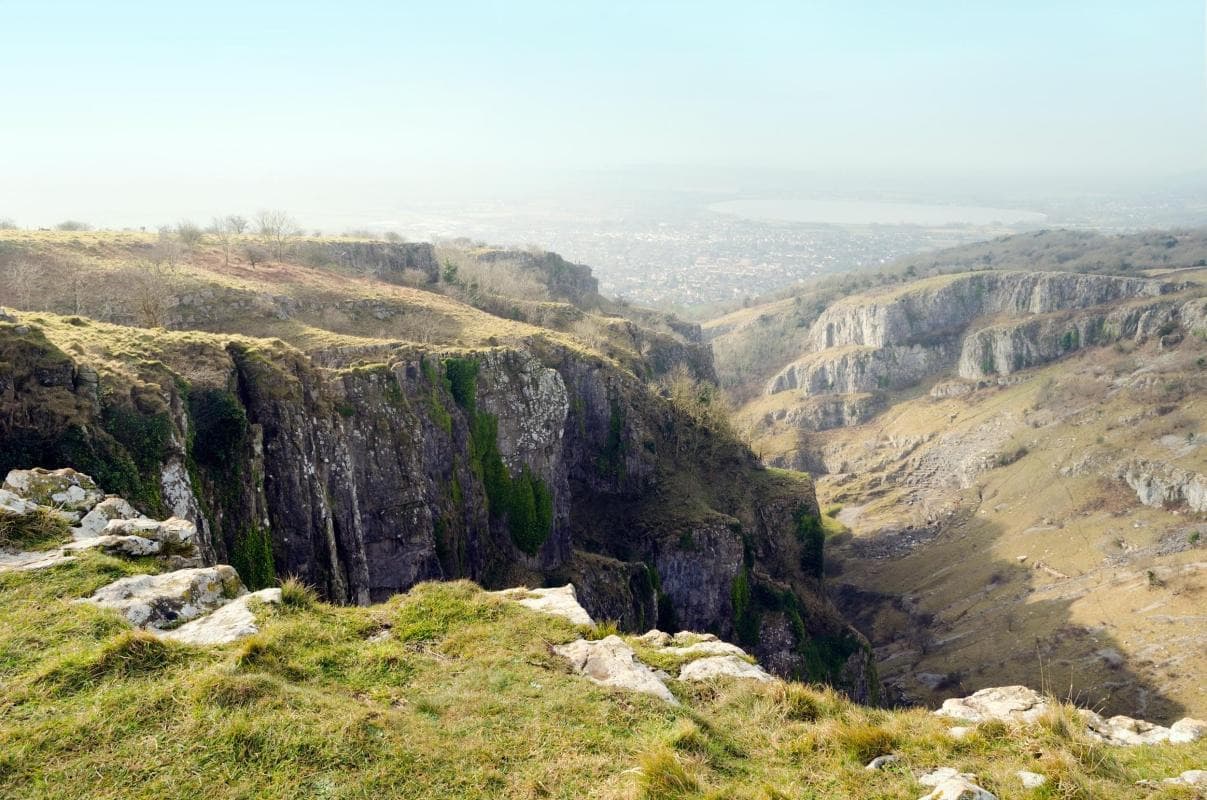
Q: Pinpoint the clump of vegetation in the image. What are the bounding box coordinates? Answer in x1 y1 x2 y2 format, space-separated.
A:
0 507 70 550
445 357 555 556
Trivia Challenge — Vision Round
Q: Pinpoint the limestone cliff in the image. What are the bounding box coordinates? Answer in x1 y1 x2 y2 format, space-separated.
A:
0 312 878 700
762 271 1201 431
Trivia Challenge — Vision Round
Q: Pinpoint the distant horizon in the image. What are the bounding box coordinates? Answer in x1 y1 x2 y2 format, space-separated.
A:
3 1 1205 229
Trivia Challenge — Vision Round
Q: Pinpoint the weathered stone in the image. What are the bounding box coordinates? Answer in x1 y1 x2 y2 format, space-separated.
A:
678 655 772 682
865 754 899 771
80 566 246 629
553 635 676 703
0 550 75 573
635 629 672 647
661 640 749 658
935 685 1051 724
160 588 282 645
1169 717 1207 744
0 488 39 515
917 777 997 800
102 516 196 548
3 468 103 511
1163 770 1206 788
919 768 979 788
62 534 161 557
77 497 141 537
494 584 594 626
1016 771 1047 789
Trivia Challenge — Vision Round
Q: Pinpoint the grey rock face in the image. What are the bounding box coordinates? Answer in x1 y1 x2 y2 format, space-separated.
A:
1118 459 1207 513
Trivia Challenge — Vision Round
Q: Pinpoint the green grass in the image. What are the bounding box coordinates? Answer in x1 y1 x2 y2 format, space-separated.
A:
1 553 1203 799
0 508 71 551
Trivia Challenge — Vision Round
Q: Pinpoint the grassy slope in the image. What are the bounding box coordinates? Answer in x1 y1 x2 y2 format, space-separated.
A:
0 230 675 378
2 554 1204 800
800 339 1207 721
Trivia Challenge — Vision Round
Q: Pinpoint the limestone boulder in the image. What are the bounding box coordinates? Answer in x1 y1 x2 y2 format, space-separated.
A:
553 635 675 703
161 588 282 645
103 516 197 549
3 468 103 511
80 566 246 629
935 685 1051 724
0 488 39 516
62 535 161 557
77 497 142 537
917 777 997 800
0 550 75 573
678 655 772 682
494 584 594 626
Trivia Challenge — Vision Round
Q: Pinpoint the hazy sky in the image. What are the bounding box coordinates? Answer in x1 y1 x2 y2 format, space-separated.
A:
2 1 1204 226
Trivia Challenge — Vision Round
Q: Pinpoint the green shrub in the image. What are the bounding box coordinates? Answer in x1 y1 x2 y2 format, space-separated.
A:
794 508 824 578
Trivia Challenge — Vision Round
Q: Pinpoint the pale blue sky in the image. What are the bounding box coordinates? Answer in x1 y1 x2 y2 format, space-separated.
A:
1 1 1204 225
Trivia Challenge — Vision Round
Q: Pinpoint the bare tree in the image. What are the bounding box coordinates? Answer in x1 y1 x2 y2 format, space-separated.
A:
3 261 42 308
243 243 269 268
210 216 236 266
152 226 184 266
225 214 249 234
130 260 176 328
175 220 205 248
255 209 299 261
0 218 18 230
55 220 92 231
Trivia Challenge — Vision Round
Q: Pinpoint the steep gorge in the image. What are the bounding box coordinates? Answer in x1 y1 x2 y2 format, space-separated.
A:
0 302 877 700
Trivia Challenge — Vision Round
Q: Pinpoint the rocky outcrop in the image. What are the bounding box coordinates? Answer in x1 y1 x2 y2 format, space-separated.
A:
679 655 771 682
810 271 1178 351
956 295 1201 379
553 635 677 703
768 345 952 396
3 467 102 512
80 565 245 629
916 769 996 800
1118 459 1207 513
160 588 282 645
762 271 1196 430
490 584 594 626
936 685 1207 746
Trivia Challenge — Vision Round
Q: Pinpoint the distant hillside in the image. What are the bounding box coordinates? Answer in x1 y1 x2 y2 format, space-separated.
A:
706 227 1207 403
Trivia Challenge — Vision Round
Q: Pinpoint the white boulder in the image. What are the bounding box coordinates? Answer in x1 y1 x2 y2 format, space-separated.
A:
917 777 997 800
3 468 103 511
935 685 1051 724
62 535 161 557
493 584 594 626
553 635 676 704
77 497 141 537
1016 771 1047 789
161 588 282 645
678 655 772 683
0 550 75 573
79 565 245 629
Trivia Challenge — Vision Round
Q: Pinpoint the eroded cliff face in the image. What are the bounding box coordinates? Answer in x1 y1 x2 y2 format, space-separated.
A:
762 271 1201 432
0 313 878 700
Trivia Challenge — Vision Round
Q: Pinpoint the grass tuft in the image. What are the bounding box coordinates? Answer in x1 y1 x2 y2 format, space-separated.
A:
0 507 71 550
280 575 318 610
637 747 702 799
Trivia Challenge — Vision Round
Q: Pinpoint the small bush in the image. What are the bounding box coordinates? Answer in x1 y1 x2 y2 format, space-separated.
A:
585 620 620 640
